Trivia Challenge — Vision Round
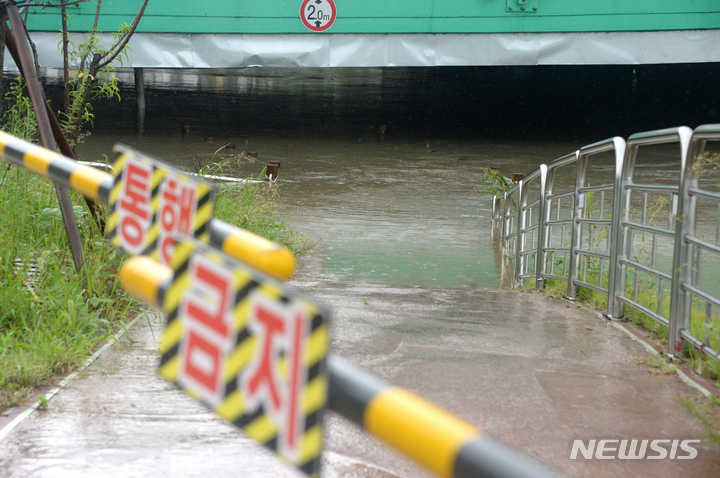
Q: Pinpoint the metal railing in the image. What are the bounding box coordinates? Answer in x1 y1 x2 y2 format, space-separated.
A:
671 124 720 358
516 165 547 284
610 127 692 323
538 151 578 286
571 137 625 301
493 124 720 362
501 182 521 280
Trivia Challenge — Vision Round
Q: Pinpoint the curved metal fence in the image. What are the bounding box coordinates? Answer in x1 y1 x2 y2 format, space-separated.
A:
538 152 578 285
570 138 625 300
517 165 547 284
492 124 720 363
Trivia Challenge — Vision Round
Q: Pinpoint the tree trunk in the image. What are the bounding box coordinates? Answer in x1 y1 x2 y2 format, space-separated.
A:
61 5 70 112
0 7 7 109
6 5 87 288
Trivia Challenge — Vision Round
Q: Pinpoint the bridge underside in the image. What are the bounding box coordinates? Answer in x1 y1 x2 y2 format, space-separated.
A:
26 30 720 69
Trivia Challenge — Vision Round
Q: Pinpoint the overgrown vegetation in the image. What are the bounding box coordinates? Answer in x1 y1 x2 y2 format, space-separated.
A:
58 27 126 148
693 150 720 179
0 77 137 410
57 0 148 150
0 82 313 412
477 167 513 198
679 394 720 446
2 77 37 140
215 182 314 256
0 158 311 413
0 163 136 410
193 150 316 256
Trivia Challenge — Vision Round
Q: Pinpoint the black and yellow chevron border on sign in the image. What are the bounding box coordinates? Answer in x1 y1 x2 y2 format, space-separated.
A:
158 238 329 477
105 144 215 263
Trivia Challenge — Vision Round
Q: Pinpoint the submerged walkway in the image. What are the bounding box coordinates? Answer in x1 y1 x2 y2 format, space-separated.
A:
0 249 718 477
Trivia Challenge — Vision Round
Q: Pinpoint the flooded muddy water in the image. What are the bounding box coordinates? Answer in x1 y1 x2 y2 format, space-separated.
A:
59 67 603 289
77 130 578 289
4 67 716 477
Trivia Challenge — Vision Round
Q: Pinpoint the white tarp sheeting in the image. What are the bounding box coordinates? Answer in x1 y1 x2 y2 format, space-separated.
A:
19 30 720 69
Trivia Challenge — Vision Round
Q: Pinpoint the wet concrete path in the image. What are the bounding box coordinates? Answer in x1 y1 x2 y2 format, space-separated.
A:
1 262 719 477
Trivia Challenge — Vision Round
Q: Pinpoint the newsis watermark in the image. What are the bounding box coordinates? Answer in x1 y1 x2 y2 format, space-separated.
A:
570 439 701 460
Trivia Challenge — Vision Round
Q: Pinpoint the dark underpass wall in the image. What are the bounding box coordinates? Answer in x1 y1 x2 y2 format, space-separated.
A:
344 64 720 141
5 63 720 142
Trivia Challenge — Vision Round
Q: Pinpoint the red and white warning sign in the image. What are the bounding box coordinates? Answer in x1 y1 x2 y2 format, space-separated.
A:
114 157 153 255
177 254 235 407
106 144 215 264
159 238 329 475
300 0 336 32
157 177 198 265
242 292 309 460
176 253 313 459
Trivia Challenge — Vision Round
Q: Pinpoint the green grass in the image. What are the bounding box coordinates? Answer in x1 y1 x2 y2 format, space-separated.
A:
214 180 315 257
0 163 135 411
477 168 512 198
0 79 314 411
687 305 720 380
0 144 315 412
193 153 316 258
679 394 720 446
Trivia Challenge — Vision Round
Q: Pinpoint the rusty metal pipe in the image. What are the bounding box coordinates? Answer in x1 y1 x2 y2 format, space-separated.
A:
6 5 86 284
4 25 104 231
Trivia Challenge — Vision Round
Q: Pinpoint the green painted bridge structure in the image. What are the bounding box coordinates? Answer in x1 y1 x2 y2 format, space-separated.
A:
24 1 720 35
20 1 720 67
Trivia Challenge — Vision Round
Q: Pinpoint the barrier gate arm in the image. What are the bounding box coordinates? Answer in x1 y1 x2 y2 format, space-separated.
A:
328 356 555 478
120 255 557 478
0 130 296 280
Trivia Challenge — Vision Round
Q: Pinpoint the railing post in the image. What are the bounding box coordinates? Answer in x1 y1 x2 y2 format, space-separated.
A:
668 126 703 356
134 68 146 135
534 164 549 290
606 137 631 318
492 195 501 223
567 152 587 299
515 179 526 286
501 190 510 249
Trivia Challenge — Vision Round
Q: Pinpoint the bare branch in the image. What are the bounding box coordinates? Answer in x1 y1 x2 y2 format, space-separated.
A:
61 3 70 111
20 13 42 78
91 0 100 31
98 0 148 69
78 0 101 71
21 1 90 8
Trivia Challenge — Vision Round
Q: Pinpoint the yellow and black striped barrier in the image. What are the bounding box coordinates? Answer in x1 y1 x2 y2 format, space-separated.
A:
0 130 296 280
329 356 555 478
119 254 556 478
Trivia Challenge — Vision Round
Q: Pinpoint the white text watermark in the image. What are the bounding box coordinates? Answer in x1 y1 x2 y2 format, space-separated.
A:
570 439 701 460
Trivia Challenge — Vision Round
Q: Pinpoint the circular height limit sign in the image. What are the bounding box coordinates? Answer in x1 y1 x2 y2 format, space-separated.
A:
300 0 337 32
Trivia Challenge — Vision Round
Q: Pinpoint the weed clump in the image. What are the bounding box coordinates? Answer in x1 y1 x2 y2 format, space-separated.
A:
0 165 135 411
193 151 316 257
